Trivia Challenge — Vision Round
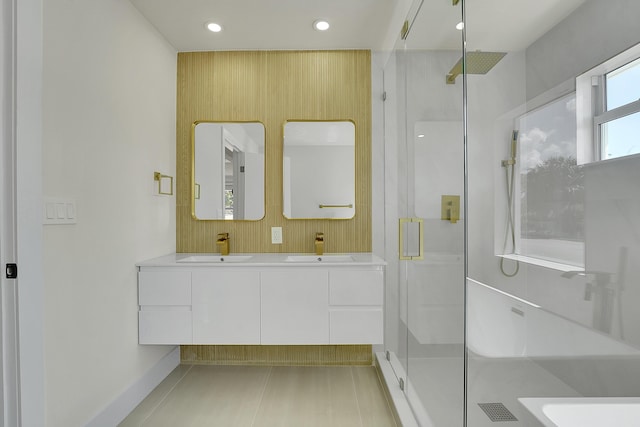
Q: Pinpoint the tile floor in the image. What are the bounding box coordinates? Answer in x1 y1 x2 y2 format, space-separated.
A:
120 364 397 426
404 355 580 426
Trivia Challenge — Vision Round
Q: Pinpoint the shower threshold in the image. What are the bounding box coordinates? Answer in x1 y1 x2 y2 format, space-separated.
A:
375 352 422 427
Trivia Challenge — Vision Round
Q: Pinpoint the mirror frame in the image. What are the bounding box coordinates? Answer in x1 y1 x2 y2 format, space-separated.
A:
191 120 267 221
282 119 356 220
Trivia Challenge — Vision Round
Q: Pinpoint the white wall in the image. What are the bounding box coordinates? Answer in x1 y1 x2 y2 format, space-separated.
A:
14 0 46 424
526 0 640 100
42 0 176 425
0 0 16 422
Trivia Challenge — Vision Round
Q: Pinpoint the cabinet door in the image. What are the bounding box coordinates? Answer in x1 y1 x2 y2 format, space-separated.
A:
192 270 260 344
261 270 329 344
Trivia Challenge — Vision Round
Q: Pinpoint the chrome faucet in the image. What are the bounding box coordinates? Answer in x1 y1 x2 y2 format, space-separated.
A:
315 232 324 256
216 233 230 255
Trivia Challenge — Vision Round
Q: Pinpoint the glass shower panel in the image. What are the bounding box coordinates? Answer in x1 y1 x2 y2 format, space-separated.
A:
465 0 640 425
383 0 466 425
382 37 411 390
380 0 408 417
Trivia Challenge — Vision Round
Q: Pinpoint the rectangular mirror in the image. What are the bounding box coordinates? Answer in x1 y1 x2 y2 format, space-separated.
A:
283 121 355 219
192 122 265 220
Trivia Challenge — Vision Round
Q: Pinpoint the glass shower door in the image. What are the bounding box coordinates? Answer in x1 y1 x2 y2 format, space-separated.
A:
383 1 466 425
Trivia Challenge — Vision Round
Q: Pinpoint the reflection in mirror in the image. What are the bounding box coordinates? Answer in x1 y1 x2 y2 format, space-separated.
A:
193 122 265 220
283 121 355 219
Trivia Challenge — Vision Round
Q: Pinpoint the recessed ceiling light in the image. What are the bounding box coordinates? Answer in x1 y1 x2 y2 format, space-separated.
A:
313 20 330 31
456 21 464 30
206 22 223 33
417 134 425 138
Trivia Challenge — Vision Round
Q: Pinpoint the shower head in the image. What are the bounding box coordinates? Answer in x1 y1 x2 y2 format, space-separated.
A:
510 130 518 161
446 51 507 84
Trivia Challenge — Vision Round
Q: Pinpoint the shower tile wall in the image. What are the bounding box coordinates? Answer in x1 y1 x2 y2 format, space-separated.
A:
583 156 640 348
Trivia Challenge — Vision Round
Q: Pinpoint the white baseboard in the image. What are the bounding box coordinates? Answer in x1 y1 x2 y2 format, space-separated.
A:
84 347 180 427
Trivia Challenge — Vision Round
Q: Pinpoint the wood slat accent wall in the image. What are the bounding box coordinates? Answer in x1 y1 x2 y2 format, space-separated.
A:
176 50 372 253
180 345 373 366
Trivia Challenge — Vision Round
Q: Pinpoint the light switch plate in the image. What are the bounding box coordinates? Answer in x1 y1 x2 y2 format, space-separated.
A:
43 197 77 225
271 227 283 244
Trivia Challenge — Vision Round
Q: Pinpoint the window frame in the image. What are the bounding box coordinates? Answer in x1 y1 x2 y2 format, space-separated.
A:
576 43 640 164
504 43 640 270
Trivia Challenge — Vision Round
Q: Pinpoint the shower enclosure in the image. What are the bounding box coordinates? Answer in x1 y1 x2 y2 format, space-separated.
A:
380 0 640 425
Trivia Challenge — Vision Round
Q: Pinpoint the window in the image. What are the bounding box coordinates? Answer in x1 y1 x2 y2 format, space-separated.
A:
508 45 640 268
598 57 640 160
501 45 640 269
515 93 585 267
577 44 640 164
605 57 640 110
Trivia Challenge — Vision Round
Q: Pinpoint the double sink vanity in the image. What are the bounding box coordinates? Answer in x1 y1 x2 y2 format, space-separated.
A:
140 118 382 347
137 252 385 346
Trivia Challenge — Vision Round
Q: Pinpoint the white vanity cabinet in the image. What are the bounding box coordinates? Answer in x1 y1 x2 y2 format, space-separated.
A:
192 270 261 344
261 268 384 345
138 270 192 344
137 253 385 346
329 270 384 344
261 270 330 344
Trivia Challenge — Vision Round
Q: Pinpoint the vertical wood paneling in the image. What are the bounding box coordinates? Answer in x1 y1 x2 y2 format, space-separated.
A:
177 50 371 253
180 345 373 366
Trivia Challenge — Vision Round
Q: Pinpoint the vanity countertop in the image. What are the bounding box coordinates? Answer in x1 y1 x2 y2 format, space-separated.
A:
137 252 386 268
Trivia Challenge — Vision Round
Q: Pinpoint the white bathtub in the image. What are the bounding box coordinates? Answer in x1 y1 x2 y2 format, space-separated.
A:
466 278 638 358
519 397 640 426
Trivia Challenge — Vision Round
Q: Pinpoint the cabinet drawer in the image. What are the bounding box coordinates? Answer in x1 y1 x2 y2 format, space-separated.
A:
192 270 260 301
329 270 383 305
329 309 383 344
138 271 191 306
139 310 191 344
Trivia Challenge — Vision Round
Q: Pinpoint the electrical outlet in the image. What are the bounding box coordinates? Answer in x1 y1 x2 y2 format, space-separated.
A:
271 227 283 244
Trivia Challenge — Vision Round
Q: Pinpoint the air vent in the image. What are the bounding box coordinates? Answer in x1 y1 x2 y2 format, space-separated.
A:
478 403 518 422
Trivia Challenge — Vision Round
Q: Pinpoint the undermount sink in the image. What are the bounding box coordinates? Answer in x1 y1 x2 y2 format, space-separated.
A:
177 255 253 263
285 255 354 263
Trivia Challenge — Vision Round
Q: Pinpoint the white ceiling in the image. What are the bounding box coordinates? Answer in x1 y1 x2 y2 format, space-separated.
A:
405 0 586 51
130 0 397 51
131 0 586 53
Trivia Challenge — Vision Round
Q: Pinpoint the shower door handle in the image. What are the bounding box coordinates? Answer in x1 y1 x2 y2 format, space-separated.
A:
399 218 424 260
